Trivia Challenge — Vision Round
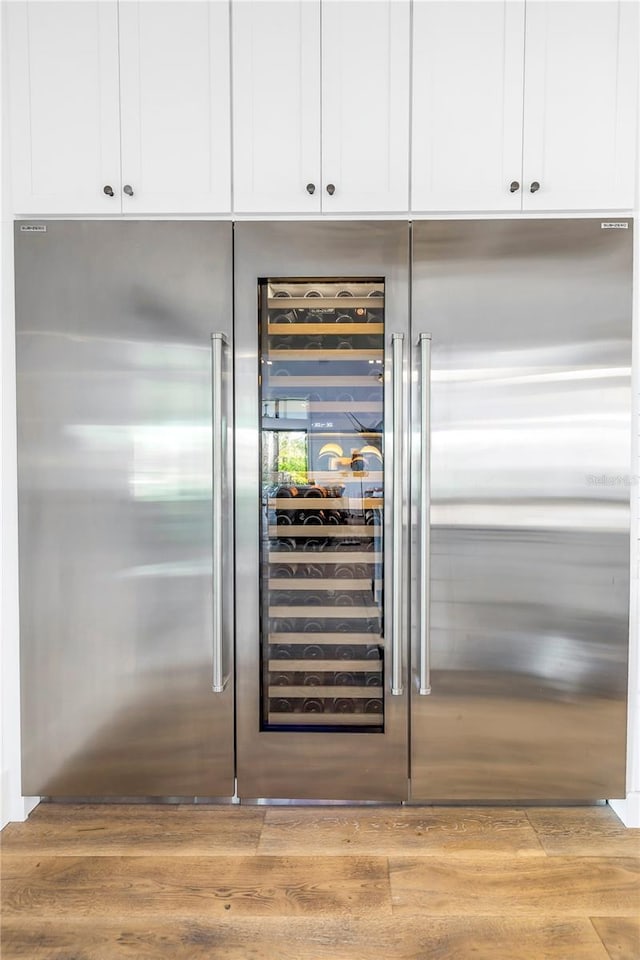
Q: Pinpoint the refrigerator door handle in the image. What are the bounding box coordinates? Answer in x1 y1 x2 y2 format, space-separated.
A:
211 332 227 693
418 333 432 695
391 332 405 695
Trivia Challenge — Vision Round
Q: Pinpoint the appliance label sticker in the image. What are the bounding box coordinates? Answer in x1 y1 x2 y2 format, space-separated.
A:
601 222 629 229
20 225 47 232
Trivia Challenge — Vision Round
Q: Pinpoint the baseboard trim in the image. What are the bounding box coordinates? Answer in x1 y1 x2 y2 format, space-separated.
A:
608 793 640 827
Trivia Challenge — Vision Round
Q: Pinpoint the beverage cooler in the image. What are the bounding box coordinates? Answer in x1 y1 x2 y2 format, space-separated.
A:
234 224 410 799
15 219 632 803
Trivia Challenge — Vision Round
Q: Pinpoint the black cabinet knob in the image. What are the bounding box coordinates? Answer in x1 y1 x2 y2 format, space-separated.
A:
123 184 134 196
326 183 336 196
103 185 114 197
306 183 316 195
530 181 541 193
509 180 520 193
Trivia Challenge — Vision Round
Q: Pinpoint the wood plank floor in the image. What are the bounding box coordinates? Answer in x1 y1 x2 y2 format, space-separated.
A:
2 804 639 959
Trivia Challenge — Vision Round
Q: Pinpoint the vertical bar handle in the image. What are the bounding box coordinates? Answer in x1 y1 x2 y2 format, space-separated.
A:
211 333 226 693
391 333 404 695
419 333 432 695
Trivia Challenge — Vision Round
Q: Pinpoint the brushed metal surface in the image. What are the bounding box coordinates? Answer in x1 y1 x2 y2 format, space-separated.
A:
410 219 632 800
234 222 410 801
15 220 235 798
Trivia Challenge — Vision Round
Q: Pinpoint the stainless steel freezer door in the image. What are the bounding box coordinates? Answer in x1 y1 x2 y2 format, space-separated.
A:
410 219 632 801
16 221 235 798
234 222 410 801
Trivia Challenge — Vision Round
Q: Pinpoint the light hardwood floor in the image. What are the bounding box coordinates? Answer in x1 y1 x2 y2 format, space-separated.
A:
1 803 639 959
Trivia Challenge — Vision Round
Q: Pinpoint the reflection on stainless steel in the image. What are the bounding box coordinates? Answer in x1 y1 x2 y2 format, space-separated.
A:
235 222 410 800
410 219 632 800
15 221 235 797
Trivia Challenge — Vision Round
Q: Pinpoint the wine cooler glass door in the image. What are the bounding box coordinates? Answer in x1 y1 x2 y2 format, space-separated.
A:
261 279 385 732
235 223 409 801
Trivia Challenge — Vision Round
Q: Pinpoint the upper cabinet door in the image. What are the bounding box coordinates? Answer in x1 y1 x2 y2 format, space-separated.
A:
232 1 321 214
412 1 525 212
523 1 638 211
119 1 231 214
321 0 410 213
8 1 121 215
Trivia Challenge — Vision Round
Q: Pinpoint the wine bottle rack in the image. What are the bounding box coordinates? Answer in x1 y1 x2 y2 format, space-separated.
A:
260 278 385 731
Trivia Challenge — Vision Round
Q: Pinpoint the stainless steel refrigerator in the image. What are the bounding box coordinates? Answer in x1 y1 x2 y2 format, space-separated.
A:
15 218 632 802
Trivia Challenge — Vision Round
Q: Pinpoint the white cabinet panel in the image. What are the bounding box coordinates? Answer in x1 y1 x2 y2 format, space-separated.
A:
412 1 525 212
8 1 121 215
119 1 231 214
232 1 321 213
523 1 638 211
321 0 410 213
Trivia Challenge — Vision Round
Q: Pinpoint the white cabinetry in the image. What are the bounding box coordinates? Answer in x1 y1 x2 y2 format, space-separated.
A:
8 1 231 215
322 0 409 213
8 2 121 215
412 1 525 213
232 0 410 214
232 1 321 214
522 1 638 211
119 1 231 214
411 0 637 214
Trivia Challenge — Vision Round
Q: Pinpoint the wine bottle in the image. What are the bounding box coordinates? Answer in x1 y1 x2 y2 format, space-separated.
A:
271 538 295 553
366 644 381 659
336 594 354 607
273 619 294 634
336 622 352 634
272 564 294 579
272 673 292 686
334 698 355 714
334 565 353 579
365 699 383 714
303 620 323 634
337 645 354 660
335 672 355 686
304 594 322 606
304 673 322 686
302 644 323 659
302 698 324 713
272 698 292 713
366 674 381 686
303 538 327 553
305 563 323 579
272 644 293 659
270 591 291 606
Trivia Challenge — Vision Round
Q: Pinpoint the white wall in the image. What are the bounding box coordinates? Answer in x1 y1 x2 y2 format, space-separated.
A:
0 2 38 829
609 34 640 824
